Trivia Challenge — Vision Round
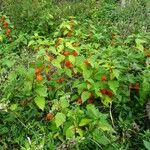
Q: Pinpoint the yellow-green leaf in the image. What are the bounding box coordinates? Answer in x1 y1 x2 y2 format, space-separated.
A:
55 112 66 128
34 96 45 111
79 118 92 126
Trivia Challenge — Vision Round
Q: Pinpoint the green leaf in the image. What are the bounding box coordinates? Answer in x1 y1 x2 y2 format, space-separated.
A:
66 42 75 50
65 68 72 77
92 129 110 145
34 96 45 111
28 40 35 47
83 69 92 80
10 104 18 111
111 69 120 79
48 47 58 55
89 55 98 67
55 113 66 128
99 122 114 132
51 55 65 68
81 91 91 102
143 140 150 150
69 55 76 65
26 68 35 80
24 81 32 92
135 39 145 51
57 44 64 52
108 80 119 94
137 44 143 51
0 35 3 42
79 118 92 126
35 86 47 97
76 83 87 94
3 60 14 68
8 72 17 81
60 97 69 109
102 96 112 106
87 104 99 117
0 126 9 135
51 59 61 68
76 128 84 137
75 56 85 66
66 126 75 138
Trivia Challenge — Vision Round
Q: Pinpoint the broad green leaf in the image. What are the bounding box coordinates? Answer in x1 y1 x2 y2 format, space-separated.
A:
66 126 75 138
0 126 9 135
55 113 66 128
17 66 26 76
94 69 105 80
26 68 35 80
79 118 92 126
60 97 69 109
10 104 18 111
99 122 114 132
136 44 143 51
102 96 112 106
92 129 110 145
34 96 45 111
111 69 120 79
76 128 84 137
69 55 76 64
57 44 64 52
89 55 98 67
143 140 150 150
75 56 85 66
66 42 75 50
58 55 65 62
108 80 119 94
65 68 72 77
135 39 146 51
76 83 87 94
8 72 17 81
52 100 60 111
28 40 35 47
35 86 47 97
86 104 100 119
83 69 92 80
81 91 91 102
24 81 32 92
48 47 58 55
51 55 65 68
51 59 61 68
37 48 46 58
3 59 14 68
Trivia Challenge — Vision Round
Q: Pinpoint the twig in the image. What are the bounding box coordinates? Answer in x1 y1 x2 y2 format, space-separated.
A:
109 102 115 128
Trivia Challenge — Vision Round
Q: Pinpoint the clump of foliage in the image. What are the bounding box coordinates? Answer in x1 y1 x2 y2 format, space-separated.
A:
0 0 150 149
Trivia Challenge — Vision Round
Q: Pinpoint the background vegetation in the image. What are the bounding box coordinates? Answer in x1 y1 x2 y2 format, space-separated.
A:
0 0 150 149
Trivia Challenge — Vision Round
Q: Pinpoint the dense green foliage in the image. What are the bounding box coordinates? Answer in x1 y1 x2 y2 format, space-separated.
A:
0 0 150 149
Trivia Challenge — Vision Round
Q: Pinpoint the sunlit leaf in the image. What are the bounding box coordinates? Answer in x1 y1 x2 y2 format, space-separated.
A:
34 96 45 111
55 112 66 128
